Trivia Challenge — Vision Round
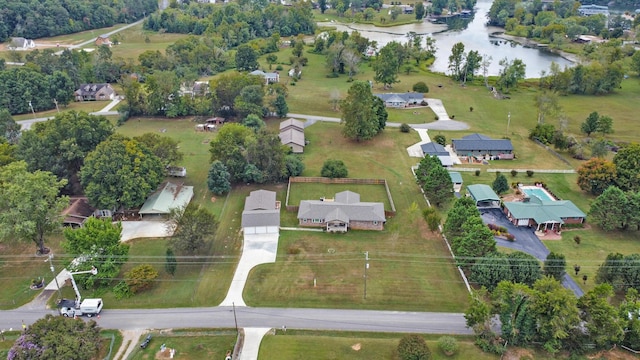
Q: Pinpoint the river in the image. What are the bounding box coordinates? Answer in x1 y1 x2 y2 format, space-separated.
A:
318 0 574 78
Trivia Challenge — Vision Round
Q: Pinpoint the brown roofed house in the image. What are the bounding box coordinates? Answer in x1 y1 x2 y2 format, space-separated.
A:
74 83 116 101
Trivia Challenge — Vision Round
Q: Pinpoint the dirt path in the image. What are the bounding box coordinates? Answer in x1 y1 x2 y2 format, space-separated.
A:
113 329 145 360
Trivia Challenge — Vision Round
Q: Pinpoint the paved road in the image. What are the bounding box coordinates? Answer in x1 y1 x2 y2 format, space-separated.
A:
480 208 584 297
16 111 119 130
0 307 472 335
54 19 146 55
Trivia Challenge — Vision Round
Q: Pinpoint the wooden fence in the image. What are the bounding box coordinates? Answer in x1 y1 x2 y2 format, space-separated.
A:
285 177 396 216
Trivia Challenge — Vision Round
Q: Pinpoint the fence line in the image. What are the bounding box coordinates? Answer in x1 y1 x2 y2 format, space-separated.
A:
410 166 472 294
286 177 396 216
452 167 575 174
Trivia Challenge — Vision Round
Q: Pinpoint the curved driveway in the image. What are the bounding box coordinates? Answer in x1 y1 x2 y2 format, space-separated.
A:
480 208 584 296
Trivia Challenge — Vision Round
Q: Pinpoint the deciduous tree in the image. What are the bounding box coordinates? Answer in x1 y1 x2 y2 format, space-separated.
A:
492 281 536 346
470 253 511 290
397 334 431 360
340 81 380 141
589 186 628 231
543 252 566 281
62 217 128 288
576 158 616 195
581 111 600 137
578 283 624 347
134 133 183 167
373 42 401 88
80 136 164 210
507 251 542 287
8 315 101 360
0 161 68 254
209 123 253 182
0 108 20 144
207 160 231 195
235 44 259 72
613 143 640 192
167 203 218 255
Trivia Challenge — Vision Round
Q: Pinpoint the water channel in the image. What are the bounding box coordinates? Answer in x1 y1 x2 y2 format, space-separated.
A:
318 0 575 78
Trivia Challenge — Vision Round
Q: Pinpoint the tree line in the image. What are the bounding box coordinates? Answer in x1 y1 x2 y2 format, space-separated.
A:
0 0 157 42
144 2 316 46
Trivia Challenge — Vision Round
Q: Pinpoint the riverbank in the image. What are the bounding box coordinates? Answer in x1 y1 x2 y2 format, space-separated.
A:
316 20 448 36
489 31 581 64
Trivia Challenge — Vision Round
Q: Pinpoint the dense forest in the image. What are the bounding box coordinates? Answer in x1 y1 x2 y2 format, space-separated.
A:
144 2 316 46
0 0 158 42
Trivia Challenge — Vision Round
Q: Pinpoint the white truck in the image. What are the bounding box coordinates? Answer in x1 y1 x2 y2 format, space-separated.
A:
57 267 104 317
59 298 103 318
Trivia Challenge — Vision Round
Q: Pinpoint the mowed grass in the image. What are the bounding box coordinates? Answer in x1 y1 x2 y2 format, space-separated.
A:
287 183 393 211
544 228 640 294
0 235 66 310
12 101 107 121
127 331 237 360
259 332 498 360
244 121 469 312
109 24 191 61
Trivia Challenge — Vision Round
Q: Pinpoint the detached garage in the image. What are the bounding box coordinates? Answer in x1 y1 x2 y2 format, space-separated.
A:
241 190 281 234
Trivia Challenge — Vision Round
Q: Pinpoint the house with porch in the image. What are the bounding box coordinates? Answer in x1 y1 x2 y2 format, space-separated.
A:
466 184 500 208
503 196 585 232
451 133 514 160
74 83 116 101
249 70 280 84
374 92 423 108
241 190 281 234
138 182 194 218
297 191 386 232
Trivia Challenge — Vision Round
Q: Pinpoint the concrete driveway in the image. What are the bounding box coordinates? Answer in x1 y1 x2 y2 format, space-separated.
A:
480 208 584 296
120 221 173 242
219 233 279 307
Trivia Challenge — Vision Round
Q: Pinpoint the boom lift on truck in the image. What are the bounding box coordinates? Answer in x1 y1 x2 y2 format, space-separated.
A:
58 266 103 317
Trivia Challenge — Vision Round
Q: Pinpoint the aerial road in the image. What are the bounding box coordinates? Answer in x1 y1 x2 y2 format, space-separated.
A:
0 306 472 335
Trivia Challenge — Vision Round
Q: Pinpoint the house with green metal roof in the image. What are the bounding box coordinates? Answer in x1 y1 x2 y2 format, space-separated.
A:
139 182 194 217
466 184 500 208
503 196 586 231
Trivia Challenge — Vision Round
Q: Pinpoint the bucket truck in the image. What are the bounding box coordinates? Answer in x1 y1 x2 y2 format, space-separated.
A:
58 266 103 317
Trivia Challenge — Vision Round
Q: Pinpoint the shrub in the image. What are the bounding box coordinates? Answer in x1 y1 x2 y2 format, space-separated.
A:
526 170 534 177
434 115 439 120
400 123 411 132
469 106 474 112
413 81 429 93
125 264 159 294
288 245 301 255
437 336 459 356
321 159 348 178
398 334 431 360
275 65 283 71
510 169 518 177
450 114 455 119
433 134 446 146
475 169 481 176
506 233 515 241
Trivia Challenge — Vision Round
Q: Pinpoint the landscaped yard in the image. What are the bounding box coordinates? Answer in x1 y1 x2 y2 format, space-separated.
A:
127 330 237 360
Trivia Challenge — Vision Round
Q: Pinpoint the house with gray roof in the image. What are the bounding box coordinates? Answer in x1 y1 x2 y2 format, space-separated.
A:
249 70 279 84
297 191 386 232
279 118 305 153
139 182 194 217
242 190 280 234
420 142 453 167
503 196 585 232
74 83 116 101
466 184 500 208
374 92 423 108
451 133 514 159
8 37 35 50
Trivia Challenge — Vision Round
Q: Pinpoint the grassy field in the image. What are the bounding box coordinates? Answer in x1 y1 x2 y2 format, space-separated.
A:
287 182 393 211
12 101 108 121
126 330 237 360
109 24 191 62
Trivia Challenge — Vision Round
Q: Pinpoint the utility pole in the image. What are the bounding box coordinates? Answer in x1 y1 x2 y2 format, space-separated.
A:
46 254 62 300
364 251 369 300
28 101 36 119
232 302 238 334
506 111 511 136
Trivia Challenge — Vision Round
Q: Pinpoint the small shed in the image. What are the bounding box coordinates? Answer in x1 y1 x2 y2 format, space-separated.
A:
62 197 96 228
139 182 194 217
466 184 500 208
448 171 463 193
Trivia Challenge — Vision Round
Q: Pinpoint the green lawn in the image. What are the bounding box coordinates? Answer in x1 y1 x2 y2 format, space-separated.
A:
127 330 237 360
287 182 393 211
109 25 191 62
12 101 107 121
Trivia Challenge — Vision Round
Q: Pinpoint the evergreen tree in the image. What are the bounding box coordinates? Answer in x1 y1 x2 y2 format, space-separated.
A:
543 252 566 281
422 156 453 207
207 160 231 195
492 173 509 194
271 93 289 118
340 81 379 141
165 248 177 276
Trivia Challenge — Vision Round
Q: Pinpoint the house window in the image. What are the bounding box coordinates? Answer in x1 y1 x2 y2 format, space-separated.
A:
302 219 307 223
313 219 321 223
373 221 378 225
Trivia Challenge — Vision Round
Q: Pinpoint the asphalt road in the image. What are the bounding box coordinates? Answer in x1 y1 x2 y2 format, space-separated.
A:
0 307 472 335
